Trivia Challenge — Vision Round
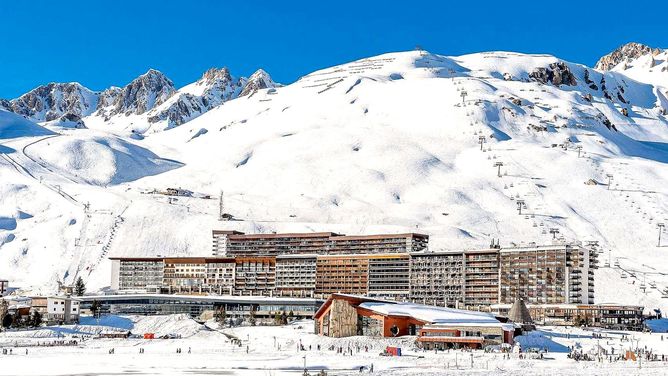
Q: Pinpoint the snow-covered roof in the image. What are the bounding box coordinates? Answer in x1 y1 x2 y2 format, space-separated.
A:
359 301 509 329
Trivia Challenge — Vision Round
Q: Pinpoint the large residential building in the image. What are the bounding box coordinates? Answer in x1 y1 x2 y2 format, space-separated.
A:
410 244 596 309
212 231 429 257
111 233 597 309
499 244 596 305
275 255 317 298
111 258 164 292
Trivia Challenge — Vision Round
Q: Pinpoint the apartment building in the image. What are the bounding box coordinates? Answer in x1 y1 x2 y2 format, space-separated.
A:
463 250 501 308
162 257 235 295
409 252 464 307
234 257 276 296
111 258 164 292
275 255 317 297
499 244 596 305
111 234 596 308
315 254 370 297
212 231 428 257
367 254 410 300
409 244 596 309
111 257 235 294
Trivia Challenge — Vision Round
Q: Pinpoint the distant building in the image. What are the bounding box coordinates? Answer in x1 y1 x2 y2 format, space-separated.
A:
211 231 429 257
31 296 80 325
313 294 514 349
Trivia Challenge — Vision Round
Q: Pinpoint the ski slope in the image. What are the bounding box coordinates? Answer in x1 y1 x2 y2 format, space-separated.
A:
1 49 668 312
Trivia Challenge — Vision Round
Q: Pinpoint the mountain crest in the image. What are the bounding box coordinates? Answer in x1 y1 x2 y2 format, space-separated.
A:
595 42 663 71
96 69 176 119
239 68 277 97
5 82 97 122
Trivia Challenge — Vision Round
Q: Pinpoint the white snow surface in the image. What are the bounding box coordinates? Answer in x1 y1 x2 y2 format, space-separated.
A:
2 317 668 375
359 301 509 328
1 50 668 313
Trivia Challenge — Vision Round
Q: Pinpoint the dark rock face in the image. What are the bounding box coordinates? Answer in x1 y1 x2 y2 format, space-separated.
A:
595 42 662 71
96 69 176 118
598 113 617 131
584 70 599 90
7 83 97 121
58 113 87 128
529 62 577 86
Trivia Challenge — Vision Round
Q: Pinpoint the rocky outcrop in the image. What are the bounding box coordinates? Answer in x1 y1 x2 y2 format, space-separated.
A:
0 99 10 111
55 113 87 129
584 70 598 90
529 62 577 86
239 69 277 97
595 42 662 71
147 68 278 128
6 82 97 122
147 68 245 128
96 69 176 119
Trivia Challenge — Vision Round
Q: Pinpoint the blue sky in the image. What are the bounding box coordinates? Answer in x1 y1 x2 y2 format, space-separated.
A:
1 0 666 98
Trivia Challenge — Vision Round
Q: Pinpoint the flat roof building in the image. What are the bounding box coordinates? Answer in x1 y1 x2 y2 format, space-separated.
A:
212 231 428 257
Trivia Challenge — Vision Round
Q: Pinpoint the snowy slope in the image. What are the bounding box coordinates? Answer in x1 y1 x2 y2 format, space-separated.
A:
1 48 668 314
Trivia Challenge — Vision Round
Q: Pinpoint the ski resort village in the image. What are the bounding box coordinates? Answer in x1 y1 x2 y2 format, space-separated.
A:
2 38 668 375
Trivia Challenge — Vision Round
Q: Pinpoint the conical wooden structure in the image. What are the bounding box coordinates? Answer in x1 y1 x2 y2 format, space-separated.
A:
508 298 533 324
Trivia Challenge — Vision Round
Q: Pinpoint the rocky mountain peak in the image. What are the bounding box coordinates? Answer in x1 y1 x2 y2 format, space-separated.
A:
4 82 97 122
96 69 176 118
239 69 277 97
595 42 663 71
200 67 233 85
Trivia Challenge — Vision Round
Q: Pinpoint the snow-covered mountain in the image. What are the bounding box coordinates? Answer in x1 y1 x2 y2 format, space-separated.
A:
1 44 668 314
1 67 278 132
4 82 98 122
145 68 278 131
